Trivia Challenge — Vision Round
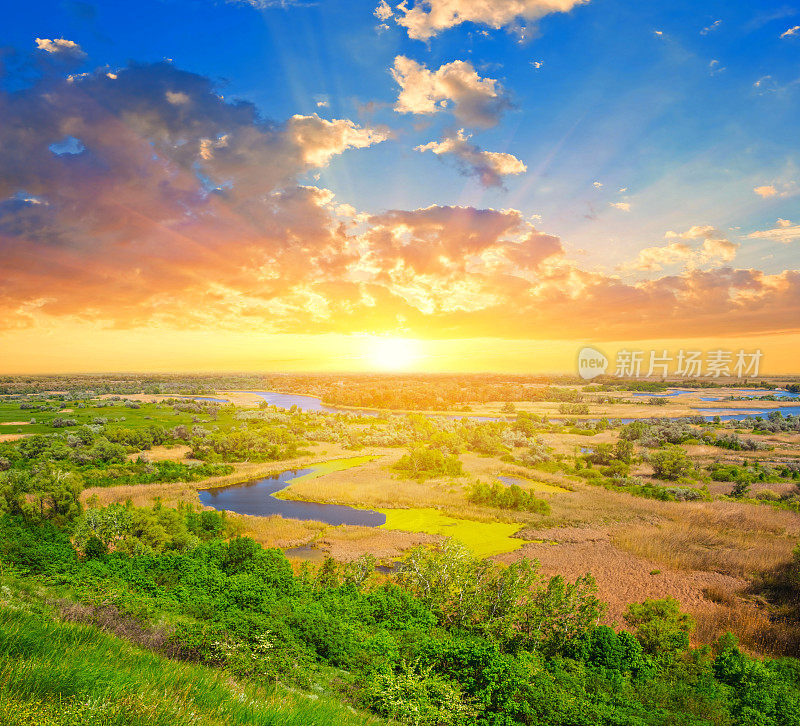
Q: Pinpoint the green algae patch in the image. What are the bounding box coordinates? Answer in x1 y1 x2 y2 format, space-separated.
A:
289 455 376 483
379 508 526 557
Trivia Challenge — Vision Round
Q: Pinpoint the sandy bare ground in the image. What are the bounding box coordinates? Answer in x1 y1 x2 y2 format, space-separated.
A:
0 421 30 426
125 445 192 463
0 433 28 442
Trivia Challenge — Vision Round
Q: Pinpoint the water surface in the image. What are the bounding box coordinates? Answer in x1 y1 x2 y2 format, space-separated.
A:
199 466 386 526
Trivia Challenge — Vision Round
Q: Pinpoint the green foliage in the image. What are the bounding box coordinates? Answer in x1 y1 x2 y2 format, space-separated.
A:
0 467 82 527
624 597 695 656
648 445 694 481
468 481 550 514
363 661 477 725
72 501 230 555
190 427 306 462
80 460 234 488
393 446 464 479
395 540 603 652
2 518 800 725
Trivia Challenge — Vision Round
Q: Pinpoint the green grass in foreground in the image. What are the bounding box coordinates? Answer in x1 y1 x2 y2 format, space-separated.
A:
0 608 376 726
379 508 525 557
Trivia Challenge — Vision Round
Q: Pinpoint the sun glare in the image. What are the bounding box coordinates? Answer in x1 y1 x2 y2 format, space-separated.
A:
367 337 421 371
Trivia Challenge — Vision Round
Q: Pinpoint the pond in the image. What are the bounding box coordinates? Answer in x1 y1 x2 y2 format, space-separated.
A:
199 465 386 527
239 391 351 414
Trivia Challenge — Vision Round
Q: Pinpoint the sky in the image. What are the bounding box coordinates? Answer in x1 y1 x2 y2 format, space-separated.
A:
1 0 799 374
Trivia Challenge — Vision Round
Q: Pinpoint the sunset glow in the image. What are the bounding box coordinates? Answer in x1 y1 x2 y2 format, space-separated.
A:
366 337 422 371
0 1 798 374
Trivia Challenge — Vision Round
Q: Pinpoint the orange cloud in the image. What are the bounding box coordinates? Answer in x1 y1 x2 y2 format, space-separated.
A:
1 61 799 346
385 0 591 40
415 129 526 187
391 56 510 127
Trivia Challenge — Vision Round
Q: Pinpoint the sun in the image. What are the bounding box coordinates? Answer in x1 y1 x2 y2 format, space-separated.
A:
366 337 421 371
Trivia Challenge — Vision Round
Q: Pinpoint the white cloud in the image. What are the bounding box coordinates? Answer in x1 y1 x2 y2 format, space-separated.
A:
531 60 544 69
391 56 509 128
747 219 800 243
592 181 603 188
287 114 388 166
34 37 86 58
374 0 393 20
780 25 799 38
754 182 797 198
416 129 526 187
610 201 631 211
709 59 726 75
700 19 721 35
389 0 591 41
629 225 737 271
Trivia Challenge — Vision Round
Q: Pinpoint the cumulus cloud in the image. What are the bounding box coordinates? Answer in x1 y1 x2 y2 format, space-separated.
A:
374 0 393 21
754 182 797 198
2 58 799 343
34 37 86 58
391 56 510 128
416 129 526 187
286 114 388 165
610 201 630 211
748 219 800 244
384 0 590 40
0 61 386 329
627 225 737 271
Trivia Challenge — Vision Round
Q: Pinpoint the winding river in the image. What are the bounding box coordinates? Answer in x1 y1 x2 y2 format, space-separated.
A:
199 465 386 526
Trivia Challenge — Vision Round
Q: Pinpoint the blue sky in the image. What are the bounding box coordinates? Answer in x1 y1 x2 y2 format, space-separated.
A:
7 0 797 263
1 0 799 371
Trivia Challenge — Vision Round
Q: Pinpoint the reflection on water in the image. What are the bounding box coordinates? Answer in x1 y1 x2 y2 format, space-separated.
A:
199 466 386 527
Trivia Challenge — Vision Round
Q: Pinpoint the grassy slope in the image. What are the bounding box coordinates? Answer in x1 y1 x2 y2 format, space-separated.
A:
0 608 377 726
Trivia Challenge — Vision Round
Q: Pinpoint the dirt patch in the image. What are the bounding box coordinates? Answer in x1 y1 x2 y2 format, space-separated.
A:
315 527 440 562
0 421 30 426
126 445 192 463
496 528 747 628
0 433 28 442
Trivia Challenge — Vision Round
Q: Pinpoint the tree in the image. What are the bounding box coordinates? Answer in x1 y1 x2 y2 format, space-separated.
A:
396 540 603 651
624 597 695 656
649 445 693 480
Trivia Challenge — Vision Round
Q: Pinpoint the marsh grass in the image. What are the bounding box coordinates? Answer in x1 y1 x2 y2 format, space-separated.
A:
610 502 800 578
0 609 377 726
